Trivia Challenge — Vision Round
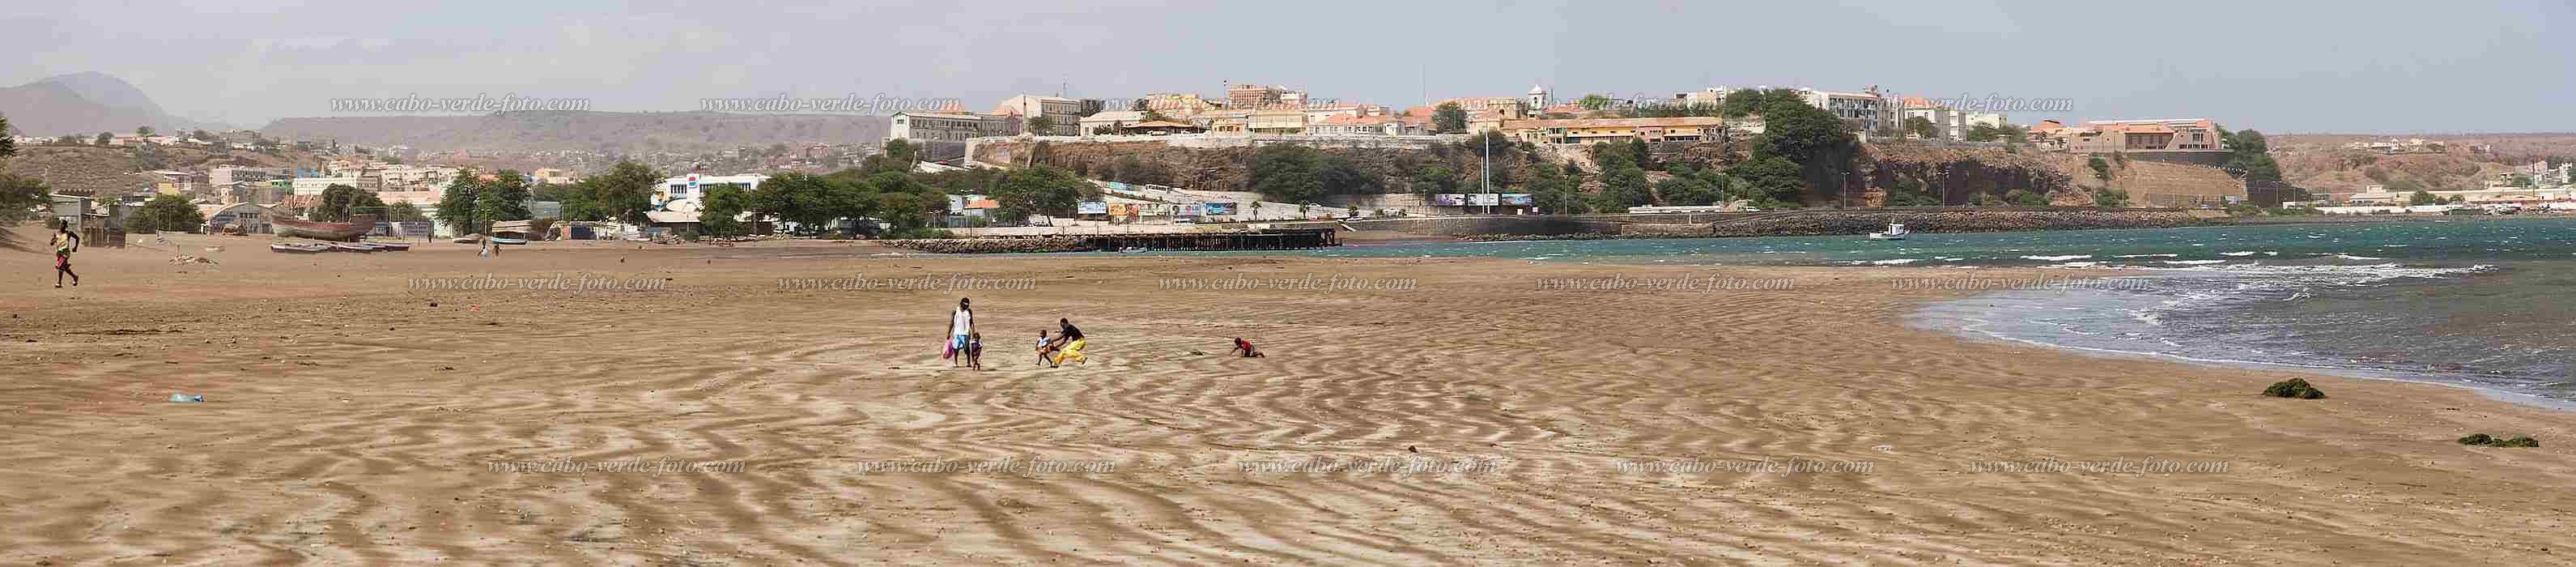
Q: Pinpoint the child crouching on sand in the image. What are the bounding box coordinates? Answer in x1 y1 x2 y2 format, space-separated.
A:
1230 338 1265 357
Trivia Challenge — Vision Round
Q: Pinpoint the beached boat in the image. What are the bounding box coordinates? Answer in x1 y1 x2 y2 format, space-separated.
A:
270 243 332 254
1868 223 1911 241
490 237 529 245
273 214 380 241
363 242 412 251
329 242 378 253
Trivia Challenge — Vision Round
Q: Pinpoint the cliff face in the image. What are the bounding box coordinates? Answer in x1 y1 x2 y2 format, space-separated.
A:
1847 144 2074 206
976 139 2250 210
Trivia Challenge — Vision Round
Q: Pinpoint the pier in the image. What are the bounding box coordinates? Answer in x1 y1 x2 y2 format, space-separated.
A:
1076 228 1338 251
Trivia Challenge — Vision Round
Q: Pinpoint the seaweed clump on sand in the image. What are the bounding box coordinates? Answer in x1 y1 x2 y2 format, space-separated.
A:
2458 433 2540 448
2261 378 2327 399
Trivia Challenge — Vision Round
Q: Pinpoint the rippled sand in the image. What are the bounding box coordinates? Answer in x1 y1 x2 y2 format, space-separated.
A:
3 231 2571 565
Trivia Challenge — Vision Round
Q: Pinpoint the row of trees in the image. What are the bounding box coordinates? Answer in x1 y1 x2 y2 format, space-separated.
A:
693 139 1095 237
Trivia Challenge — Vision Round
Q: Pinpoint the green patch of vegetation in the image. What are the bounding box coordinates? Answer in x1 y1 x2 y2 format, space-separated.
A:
2457 433 2539 448
2261 378 2327 399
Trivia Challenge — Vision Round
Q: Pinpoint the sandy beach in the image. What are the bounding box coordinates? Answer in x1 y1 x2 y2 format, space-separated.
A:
4 228 2572 565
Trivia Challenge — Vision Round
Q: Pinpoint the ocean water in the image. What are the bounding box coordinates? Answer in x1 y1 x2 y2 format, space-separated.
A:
1180 218 2576 403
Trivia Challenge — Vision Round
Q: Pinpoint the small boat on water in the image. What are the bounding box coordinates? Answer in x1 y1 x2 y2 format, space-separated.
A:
270 244 332 254
1868 223 1911 241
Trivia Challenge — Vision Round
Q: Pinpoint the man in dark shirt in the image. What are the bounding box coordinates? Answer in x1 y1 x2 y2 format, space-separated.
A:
1050 318 1087 367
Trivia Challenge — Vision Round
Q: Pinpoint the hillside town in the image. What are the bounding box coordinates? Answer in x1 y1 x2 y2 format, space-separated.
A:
13 78 2576 246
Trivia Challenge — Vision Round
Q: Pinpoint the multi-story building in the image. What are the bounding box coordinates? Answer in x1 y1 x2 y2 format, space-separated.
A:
1224 83 1298 109
1494 117 1728 144
208 167 289 190
1798 87 1898 135
890 110 1019 142
1079 110 1146 137
1963 113 2007 130
1250 108 1309 134
1192 111 1251 134
2059 118 2225 153
989 95 1090 136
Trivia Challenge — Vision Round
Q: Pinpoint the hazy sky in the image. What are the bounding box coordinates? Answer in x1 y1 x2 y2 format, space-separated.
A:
4 0 2569 133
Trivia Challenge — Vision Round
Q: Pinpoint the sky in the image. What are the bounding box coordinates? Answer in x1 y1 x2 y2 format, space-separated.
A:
2 0 2570 134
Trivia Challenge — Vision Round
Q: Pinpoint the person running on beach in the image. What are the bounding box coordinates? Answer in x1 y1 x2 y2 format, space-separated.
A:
1048 318 1087 367
945 298 976 367
1229 337 1265 358
52 221 81 288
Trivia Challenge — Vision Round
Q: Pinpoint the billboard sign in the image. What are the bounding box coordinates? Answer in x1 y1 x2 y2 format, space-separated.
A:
1430 194 1466 206
1502 194 1534 206
1078 201 1109 215
1469 194 1501 206
1204 202 1237 215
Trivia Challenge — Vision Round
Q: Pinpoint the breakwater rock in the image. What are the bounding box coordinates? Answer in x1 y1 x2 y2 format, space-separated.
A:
881 237 1092 254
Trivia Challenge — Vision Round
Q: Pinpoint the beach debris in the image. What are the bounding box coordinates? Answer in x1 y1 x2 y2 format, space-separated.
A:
1873 445 1894 452
427 301 438 307
1407 446 1418 454
168 255 219 265
168 393 205 403
2261 378 2327 399
2458 433 2540 448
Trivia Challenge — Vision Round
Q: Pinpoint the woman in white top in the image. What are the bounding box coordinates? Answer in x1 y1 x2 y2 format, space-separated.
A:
946 298 975 366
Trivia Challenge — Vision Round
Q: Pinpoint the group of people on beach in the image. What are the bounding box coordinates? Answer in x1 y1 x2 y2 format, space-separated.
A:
942 298 1087 369
942 296 1260 369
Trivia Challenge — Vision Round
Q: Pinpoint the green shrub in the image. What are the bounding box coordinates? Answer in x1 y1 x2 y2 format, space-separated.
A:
2459 433 2540 447
2262 378 2327 399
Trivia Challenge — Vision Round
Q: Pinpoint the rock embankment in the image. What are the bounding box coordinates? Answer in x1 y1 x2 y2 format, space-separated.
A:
880 237 1093 254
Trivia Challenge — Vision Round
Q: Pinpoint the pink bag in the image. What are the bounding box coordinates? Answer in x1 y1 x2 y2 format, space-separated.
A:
941 340 957 360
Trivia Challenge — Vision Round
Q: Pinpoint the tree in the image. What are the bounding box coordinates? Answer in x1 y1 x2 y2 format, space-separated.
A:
1728 156 1804 207
95 132 113 146
1965 123 2004 143
1140 109 1173 123
1027 116 1056 134
136 126 154 138
1904 116 1939 139
478 170 534 224
1432 103 1468 133
2093 188 2131 207
699 183 751 236
2088 156 2114 181
1409 165 1457 195
1628 138 1655 171
1528 163 1587 214
862 139 920 175
2408 190 2441 206
2221 128 2282 183
0 115 13 156
1129 99 1150 112
1248 144 1326 203
0 173 49 221
191 130 215 143
989 166 1089 222
316 184 377 222
436 172 484 234
136 194 202 232
1578 94 1614 110
1319 155 1379 194
569 160 658 223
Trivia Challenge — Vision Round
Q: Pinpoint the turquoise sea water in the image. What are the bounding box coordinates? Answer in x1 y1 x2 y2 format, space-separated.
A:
1167 218 2576 403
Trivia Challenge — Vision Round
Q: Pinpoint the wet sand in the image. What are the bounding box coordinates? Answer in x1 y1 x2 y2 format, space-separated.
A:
3 228 2571 565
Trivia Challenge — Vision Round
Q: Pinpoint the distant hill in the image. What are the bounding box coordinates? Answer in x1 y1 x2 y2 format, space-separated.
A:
0 72 232 136
258 111 892 154
2272 134 2575 194
2 143 325 197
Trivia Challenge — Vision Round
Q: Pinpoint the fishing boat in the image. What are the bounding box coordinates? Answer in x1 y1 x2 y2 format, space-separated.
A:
270 243 332 254
329 242 378 253
273 214 380 241
1868 223 1911 241
490 237 529 245
363 241 412 251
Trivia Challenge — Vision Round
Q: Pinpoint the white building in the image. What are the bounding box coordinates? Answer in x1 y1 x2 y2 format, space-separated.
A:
1799 87 1899 136
291 176 363 195
891 111 1018 142
989 95 1089 136
654 173 769 212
